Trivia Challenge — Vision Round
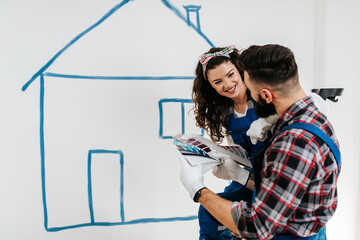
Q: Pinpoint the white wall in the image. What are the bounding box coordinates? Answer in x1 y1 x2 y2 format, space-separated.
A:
318 0 360 239
0 0 358 239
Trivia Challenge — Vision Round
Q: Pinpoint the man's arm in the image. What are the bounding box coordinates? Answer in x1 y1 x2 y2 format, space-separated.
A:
179 133 317 239
198 188 240 235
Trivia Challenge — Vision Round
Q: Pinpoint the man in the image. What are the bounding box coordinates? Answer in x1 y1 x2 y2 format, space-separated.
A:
179 44 340 239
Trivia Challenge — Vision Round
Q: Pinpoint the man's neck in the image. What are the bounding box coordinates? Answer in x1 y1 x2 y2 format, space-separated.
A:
273 88 307 117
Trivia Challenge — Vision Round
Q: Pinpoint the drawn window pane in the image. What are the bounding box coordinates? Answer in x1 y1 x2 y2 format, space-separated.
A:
159 100 182 138
90 152 124 223
184 101 203 135
159 99 204 138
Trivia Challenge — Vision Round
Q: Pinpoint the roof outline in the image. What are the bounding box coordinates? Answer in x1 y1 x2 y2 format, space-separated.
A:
21 0 214 91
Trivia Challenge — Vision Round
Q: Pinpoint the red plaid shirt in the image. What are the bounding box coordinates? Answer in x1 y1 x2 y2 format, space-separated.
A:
231 96 340 240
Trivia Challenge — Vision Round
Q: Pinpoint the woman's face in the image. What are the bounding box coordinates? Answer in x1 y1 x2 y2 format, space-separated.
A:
207 61 246 100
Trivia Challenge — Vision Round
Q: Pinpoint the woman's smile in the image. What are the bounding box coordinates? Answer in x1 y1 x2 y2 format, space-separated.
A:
225 84 237 94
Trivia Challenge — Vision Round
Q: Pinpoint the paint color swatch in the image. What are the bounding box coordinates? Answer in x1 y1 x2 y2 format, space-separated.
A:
173 134 252 169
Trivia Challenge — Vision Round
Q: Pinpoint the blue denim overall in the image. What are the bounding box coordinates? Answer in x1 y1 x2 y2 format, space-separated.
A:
199 102 264 240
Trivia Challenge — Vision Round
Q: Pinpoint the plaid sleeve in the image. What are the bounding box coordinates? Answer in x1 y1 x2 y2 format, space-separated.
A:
231 131 317 240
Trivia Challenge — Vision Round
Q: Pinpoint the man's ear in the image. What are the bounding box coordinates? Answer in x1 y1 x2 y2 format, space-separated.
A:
260 89 273 104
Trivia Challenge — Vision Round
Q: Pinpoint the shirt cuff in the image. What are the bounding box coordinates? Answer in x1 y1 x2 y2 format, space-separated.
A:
230 201 243 238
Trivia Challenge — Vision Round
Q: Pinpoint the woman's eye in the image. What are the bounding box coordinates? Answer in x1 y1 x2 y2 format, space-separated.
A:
229 72 234 77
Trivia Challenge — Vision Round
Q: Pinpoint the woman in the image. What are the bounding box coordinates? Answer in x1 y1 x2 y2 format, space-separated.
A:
192 46 267 240
193 46 267 153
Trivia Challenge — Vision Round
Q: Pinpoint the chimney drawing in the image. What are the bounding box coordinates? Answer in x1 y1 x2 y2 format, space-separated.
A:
183 5 201 31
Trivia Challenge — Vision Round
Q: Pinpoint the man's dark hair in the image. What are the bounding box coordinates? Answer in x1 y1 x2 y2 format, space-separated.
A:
238 44 298 86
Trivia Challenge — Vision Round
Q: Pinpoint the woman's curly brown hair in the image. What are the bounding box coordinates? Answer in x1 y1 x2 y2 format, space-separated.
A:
192 47 244 143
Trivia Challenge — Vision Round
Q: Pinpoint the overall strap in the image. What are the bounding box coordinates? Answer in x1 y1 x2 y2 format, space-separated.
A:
279 122 341 171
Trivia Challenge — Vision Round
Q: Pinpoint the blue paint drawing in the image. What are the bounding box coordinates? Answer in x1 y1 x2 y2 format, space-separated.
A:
21 0 214 92
22 0 214 232
158 98 205 139
87 150 125 224
183 5 202 30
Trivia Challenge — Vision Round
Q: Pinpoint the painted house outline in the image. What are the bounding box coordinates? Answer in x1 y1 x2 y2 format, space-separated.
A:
22 0 214 232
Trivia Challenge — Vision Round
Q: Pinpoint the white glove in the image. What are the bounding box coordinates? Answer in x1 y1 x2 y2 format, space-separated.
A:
211 153 250 185
246 114 279 145
307 92 329 116
178 153 219 200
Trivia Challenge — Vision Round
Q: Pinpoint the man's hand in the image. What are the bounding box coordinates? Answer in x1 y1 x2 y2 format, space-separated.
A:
178 153 219 201
212 153 250 185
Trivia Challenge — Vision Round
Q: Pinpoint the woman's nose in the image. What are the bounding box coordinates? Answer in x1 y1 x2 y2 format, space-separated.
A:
223 78 233 89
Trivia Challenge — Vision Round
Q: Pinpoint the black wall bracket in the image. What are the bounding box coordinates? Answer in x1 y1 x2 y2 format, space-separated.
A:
311 88 344 102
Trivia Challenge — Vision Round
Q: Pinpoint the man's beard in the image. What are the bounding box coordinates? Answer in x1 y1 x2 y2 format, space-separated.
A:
254 94 277 118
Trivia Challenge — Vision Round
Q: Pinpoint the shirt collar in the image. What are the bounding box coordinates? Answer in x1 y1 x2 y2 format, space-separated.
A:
274 95 315 132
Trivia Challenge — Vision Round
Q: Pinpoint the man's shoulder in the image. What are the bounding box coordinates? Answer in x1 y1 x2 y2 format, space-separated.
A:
269 118 338 168
266 99 339 172
283 99 338 143
271 127 320 152
274 119 337 148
